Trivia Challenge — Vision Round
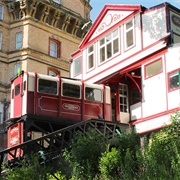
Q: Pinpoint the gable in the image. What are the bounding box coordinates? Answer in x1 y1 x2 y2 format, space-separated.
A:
79 4 143 49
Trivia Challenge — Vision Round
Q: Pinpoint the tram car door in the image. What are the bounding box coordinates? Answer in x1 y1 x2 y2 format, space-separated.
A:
11 73 24 118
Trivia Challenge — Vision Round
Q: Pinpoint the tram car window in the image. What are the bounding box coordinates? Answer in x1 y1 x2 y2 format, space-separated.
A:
62 83 80 98
15 84 20 96
38 79 58 95
85 87 102 102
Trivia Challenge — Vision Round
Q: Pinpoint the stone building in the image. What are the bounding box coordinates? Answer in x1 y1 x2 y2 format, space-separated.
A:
0 0 91 149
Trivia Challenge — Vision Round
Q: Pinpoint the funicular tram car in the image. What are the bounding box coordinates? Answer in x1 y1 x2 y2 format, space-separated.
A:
6 71 112 160
10 71 112 120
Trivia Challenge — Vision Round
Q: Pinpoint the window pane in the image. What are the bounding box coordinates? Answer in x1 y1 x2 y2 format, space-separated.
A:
113 38 119 54
75 59 81 75
62 83 80 98
15 84 20 96
100 38 105 46
38 79 57 95
126 20 133 29
49 70 57 77
146 60 162 78
50 41 57 58
113 30 118 38
88 54 93 69
106 43 112 59
100 47 105 62
106 34 111 42
16 32 22 49
88 46 93 53
126 29 133 48
85 87 102 101
0 6 3 20
169 71 179 89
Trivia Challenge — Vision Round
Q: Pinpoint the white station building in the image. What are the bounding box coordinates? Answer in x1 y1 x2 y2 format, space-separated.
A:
70 3 180 134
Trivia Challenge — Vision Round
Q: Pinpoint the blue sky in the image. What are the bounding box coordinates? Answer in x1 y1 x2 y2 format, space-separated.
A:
90 0 180 22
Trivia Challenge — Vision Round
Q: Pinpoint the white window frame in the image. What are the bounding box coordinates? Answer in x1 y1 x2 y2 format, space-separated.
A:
50 41 58 58
0 5 3 20
99 29 119 63
125 19 135 50
0 32 2 50
87 45 94 70
16 32 23 49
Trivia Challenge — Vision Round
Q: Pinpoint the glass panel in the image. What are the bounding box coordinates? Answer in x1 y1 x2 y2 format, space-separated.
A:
88 46 93 53
75 59 81 75
0 6 3 20
106 34 111 42
106 43 112 59
126 30 133 48
146 60 162 78
62 83 80 98
100 38 105 46
113 30 118 38
88 54 94 69
50 41 57 58
15 84 20 96
100 47 105 62
85 87 102 101
126 20 133 29
38 79 57 95
113 38 119 54
169 71 179 89
16 32 22 49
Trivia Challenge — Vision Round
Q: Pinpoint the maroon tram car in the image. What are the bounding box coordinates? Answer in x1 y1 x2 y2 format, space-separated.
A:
10 71 112 121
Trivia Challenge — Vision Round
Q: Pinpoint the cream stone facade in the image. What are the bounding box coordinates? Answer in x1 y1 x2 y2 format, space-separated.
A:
0 0 91 146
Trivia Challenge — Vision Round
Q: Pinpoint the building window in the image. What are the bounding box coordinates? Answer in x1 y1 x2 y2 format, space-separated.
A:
74 58 81 75
48 68 60 77
169 70 180 91
0 32 2 50
99 29 119 63
125 19 134 49
145 59 162 79
49 38 61 58
16 32 23 49
14 63 21 75
87 45 94 70
0 5 3 20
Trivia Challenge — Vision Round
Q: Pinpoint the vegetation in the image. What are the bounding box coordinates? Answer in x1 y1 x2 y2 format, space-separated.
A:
1 112 179 180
